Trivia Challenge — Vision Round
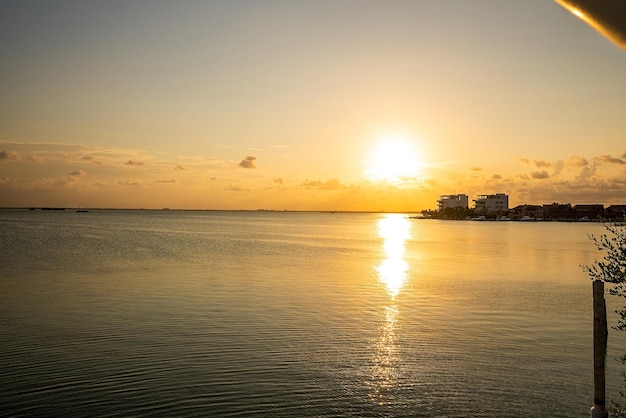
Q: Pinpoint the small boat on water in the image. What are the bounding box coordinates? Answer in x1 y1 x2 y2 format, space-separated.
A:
76 206 89 213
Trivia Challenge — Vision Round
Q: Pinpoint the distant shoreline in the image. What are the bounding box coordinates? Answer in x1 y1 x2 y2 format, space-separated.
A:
2 207 624 223
0 207 417 214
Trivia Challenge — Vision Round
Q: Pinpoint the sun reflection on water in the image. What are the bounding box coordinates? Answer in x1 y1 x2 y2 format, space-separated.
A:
368 214 412 407
369 305 400 406
376 214 411 299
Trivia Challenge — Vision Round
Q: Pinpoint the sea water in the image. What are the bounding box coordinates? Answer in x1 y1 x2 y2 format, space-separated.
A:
1 209 624 417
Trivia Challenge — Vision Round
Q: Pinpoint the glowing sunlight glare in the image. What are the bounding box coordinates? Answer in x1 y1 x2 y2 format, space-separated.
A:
365 134 422 184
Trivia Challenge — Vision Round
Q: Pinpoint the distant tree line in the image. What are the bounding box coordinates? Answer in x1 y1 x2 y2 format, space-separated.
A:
422 203 626 222
421 207 479 220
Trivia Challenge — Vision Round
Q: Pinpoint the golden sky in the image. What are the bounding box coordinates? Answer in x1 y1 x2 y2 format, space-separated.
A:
1 1 626 211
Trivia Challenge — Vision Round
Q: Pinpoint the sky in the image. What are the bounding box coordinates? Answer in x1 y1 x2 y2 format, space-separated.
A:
1 0 626 211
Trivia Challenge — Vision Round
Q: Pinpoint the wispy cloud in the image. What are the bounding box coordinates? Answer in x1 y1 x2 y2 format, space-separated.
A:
0 150 20 161
533 160 552 168
80 155 101 164
125 160 144 166
530 171 550 179
225 185 250 192
117 180 140 186
320 178 342 190
69 169 86 176
301 180 322 189
595 154 625 165
519 158 552 168
300 178 343 190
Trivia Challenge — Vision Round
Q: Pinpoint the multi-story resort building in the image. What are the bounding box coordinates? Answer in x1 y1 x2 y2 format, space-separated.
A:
473 193 509 213
437 194 469 211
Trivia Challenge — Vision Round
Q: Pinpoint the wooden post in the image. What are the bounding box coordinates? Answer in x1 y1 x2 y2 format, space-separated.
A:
591 280 608 418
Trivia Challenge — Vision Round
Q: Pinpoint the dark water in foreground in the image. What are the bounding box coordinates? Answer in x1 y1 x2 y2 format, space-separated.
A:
1 210 624 417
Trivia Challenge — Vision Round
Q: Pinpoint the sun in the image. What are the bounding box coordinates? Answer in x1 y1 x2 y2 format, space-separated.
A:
364 133 422 184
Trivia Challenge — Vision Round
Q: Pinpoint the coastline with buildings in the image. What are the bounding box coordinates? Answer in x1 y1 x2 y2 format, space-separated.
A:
422 193 626 222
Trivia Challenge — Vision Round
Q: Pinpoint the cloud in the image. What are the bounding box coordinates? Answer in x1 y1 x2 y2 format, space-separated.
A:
274 178 283 185
239 156 257 169
34 176 78 190
225 185 250 192
319 178 342 190
469 166 482 171
81 155 101 164
301 180 322 189
524 175 626 205
621 150 626 159
576 164 598 181
25 155 44 163
492 174 502 180
519 158 552 168
174 165 184 170
531 171 550 179
0 150 20 161
300 178 343 190
117 180 140 186
551 160 565 176
567 155 588 167
272 145 287 149
69 169 86 176
533 160 552 168
125 160 144 166
157 179 176 183
595 154 625 165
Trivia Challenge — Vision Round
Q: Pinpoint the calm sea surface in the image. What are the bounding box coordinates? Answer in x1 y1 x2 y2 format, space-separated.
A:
1 210 625 417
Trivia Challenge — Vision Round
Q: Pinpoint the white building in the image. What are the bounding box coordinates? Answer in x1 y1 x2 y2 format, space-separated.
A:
437 194 469 211
473 193 509 213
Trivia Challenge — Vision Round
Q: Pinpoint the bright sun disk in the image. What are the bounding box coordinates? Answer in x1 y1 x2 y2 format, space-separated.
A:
365 134 422 184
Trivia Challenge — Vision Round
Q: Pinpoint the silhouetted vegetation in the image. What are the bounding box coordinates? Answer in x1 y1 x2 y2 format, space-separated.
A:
422 206 477 220
584 224 626 417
